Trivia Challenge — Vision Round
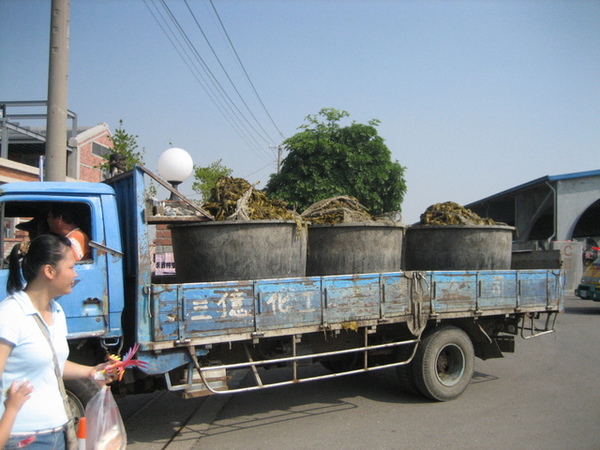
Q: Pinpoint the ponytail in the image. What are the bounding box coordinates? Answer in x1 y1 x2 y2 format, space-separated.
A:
7 243 25 294
6 234 72 295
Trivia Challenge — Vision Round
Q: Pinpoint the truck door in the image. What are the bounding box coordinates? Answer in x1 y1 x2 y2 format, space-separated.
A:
0 197 109 338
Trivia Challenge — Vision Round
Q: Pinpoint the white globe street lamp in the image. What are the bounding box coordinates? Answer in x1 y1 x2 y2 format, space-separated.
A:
157 147 194 200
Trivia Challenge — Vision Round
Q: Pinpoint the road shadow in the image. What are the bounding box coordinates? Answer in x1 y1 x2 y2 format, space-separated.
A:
120 363 508 447
178 366 428 441
182 366 505 442
117 390 207 447
563 296 600 315
470 370 499 385
564 305 600 315
233 364 429 406
118 365 430 447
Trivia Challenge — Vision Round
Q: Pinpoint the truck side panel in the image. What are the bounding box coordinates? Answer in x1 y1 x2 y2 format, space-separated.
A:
152 281 255 342
428 270 562 314
430 272 478 314
375 269 557 318
477 271 518 310
381 274 412 318
323 274 382 324
517 270 562 310
147 269 563 353
255 278 322 330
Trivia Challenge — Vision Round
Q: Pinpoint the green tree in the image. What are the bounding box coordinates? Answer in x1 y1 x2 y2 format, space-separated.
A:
192 159 233 201
265 108 406 215
101 119 144 173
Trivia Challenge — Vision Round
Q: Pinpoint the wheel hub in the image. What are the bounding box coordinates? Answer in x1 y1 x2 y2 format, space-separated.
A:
435 343 465 387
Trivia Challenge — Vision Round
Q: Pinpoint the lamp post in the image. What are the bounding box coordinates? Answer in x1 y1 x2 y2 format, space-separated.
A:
157 147 194 200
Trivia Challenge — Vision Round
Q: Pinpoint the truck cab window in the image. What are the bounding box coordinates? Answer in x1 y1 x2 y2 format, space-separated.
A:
1 201 93 266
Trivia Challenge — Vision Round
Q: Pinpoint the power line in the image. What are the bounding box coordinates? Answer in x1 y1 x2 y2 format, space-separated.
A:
242 160 278 183
144 0 275 163
209 0 286 141
144 0 269 160
157 0 271 157
184 0 279 146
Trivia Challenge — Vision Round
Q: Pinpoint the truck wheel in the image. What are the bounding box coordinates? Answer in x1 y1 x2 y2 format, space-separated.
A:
65 379 102 424
320 353 360 373
413 326 474 401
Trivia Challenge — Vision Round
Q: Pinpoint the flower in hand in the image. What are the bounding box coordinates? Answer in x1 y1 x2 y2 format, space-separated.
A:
99 344 148 381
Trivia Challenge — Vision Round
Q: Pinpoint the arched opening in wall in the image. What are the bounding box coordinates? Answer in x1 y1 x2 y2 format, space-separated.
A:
572 198 600 265
572 198 600 239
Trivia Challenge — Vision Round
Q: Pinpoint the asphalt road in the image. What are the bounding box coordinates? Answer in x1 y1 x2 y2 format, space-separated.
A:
117 295 600 450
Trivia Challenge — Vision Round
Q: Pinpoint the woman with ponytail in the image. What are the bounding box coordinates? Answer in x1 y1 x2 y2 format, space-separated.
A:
0 234 109 449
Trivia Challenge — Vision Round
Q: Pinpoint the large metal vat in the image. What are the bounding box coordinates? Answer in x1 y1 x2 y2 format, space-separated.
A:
404 225 514 271
169 220 307 282
306 222 405 276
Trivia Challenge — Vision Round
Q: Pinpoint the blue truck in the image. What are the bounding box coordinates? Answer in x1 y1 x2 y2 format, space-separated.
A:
0 167 564 415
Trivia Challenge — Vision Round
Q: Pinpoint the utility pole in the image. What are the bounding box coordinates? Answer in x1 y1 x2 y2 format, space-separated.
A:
45 0 70 181
271 144 284 174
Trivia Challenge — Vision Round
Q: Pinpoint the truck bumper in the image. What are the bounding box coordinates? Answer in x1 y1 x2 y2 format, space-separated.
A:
575 284 600 301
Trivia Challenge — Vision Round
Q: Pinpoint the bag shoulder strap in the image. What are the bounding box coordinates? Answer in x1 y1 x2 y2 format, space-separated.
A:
32 314 79 450
32 314 73 420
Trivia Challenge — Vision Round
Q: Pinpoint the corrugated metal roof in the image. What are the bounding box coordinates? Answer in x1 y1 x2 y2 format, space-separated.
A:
467 169 600 206
547 169 600 182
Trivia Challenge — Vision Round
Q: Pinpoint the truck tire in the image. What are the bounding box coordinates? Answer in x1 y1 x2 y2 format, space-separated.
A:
65 379 102 424
395 344 420 396
413 326 474 401
320 353 360 373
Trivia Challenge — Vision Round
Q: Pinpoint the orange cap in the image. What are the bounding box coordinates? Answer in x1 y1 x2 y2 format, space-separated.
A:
77 417 86 439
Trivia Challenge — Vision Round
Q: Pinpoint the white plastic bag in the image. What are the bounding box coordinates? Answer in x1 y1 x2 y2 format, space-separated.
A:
84 385 127 450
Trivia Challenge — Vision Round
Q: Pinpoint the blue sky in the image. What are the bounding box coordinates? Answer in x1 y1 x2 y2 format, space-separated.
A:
1 0 598 223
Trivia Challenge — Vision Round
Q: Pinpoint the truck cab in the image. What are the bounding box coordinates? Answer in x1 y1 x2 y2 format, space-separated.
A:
0 181 125 341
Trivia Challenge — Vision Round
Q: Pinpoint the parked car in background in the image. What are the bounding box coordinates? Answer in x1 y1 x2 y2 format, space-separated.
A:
575 255 600 301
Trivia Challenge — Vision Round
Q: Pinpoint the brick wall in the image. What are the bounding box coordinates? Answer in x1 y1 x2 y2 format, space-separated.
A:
155 224 173 248
153 224 174 275
77 126 112 182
